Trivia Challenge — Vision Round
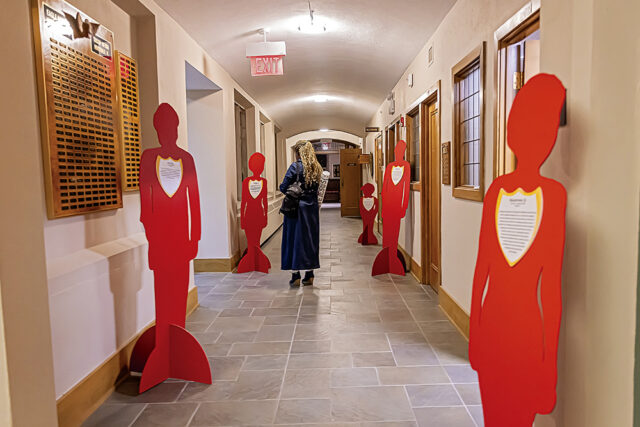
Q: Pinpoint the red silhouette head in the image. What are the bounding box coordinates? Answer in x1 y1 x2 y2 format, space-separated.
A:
154 103 179 148
361 183 375 197
394 140 407 162
507 74 565 173
248 152 265 176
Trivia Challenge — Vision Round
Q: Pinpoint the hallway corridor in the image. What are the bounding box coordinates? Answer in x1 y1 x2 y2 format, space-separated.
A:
84 207 481 426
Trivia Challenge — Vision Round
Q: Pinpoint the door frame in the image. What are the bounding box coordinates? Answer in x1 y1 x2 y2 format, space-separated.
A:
419 82 441 290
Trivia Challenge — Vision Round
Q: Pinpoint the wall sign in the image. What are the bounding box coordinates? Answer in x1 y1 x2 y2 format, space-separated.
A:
441 141 451 185
33 0 122 218
246 41 286 76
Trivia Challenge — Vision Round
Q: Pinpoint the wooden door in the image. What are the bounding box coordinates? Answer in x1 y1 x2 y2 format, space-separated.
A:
421 98 441 291
340 148 362 217
386 125 396 165
427 101 441 290
375 135 383 232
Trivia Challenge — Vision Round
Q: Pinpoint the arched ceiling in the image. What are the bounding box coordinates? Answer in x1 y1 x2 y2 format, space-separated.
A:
154 0 457 137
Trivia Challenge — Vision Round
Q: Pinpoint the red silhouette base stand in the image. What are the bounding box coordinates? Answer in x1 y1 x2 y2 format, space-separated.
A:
130 103 212 393
372 141 410 276
469 74 567 426
237 153 271 273
358 183 378 245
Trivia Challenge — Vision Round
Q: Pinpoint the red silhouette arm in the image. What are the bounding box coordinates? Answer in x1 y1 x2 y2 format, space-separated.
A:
240 178 249 230
401 163 410 216
469 186 494 369
539 186 567 407
139 151 154 235
261 179 268 223
381 166 392 219
186 155 201 250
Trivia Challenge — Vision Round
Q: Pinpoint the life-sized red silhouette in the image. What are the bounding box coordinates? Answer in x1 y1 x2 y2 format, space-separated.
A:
469 74 566 426
237 153 271 273
372 140 410 275
129 103 212 393
358 183 379 245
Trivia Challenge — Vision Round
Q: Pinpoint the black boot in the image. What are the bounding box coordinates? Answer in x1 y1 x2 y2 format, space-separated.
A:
289 271 301 287
302 270 314 286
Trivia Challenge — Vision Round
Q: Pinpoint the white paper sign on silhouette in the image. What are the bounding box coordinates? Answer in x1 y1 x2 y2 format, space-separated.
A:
391 166 404 185
249 180 263 199
495 188 543 266
156 156 183 198
363 197 375 211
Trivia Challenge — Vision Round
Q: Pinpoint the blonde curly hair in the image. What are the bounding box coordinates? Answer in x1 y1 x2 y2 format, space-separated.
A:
293 140 323 186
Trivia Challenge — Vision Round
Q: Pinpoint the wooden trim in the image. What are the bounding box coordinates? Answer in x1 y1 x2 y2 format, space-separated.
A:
438 287 470 340
420 82 441 289
398 245 423 283
194 251 241 272
492 4 540 179
451 42 486 202
410 182 422 192
56 287 199 427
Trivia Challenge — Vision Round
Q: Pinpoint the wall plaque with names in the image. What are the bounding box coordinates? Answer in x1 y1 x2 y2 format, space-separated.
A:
33 0 122 218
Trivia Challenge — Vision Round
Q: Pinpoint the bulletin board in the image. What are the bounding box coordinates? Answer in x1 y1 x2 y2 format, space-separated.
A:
115 51 141 191
32 0 122 218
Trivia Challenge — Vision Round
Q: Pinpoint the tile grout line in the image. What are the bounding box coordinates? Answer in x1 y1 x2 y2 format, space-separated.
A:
390 273 480 427
184 402 200 427
126 402 148 427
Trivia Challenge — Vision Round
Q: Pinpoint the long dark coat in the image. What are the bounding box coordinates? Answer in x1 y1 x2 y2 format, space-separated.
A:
279 160 320 271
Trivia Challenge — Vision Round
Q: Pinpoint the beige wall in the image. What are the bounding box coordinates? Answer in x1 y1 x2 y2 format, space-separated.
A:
538 0 640 425
18 0 283 401
0 1 59 424
369 0 640 425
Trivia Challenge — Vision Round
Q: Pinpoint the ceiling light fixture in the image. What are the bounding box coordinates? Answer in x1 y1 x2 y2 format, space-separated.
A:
319 128 329 132
312 95 329 103
298 1 326 33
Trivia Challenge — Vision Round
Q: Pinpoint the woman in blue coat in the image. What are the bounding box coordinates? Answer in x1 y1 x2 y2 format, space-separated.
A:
280 140 322 287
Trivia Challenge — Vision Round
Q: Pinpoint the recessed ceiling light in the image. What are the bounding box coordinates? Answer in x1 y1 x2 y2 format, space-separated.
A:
313 95 329 103
319 128 329 132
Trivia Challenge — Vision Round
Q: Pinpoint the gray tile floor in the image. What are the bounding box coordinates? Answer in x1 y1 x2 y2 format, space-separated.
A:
84 206 483 427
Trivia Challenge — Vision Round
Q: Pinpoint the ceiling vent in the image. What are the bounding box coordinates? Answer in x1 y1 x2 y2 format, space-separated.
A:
428 45 434 67
387 92 395 116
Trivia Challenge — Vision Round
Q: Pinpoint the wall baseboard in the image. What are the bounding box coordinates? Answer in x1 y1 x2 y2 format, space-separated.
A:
56 287 200 427
398 245 423 283
438 287 470 340
194 251 241 272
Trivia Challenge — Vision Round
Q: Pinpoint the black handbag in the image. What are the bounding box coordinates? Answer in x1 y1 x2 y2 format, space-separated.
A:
280 164 304 218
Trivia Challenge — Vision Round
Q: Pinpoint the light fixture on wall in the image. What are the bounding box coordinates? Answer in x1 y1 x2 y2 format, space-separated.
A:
298 1 326 33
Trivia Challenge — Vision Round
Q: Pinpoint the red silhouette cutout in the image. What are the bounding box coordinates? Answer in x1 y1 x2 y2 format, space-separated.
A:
129 103 212 393
358 183 379 245
372 140 410 276
237 152 271 273
469 74 566 426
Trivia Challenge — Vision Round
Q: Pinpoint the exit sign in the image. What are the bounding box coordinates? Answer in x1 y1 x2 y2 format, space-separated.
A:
246 41 286 77
249 56 284 76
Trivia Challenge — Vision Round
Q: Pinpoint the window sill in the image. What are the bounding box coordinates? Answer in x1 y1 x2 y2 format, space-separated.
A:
452 185 483 202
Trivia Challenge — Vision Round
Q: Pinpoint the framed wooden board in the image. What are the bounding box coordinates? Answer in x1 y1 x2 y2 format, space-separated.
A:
32 0 122 218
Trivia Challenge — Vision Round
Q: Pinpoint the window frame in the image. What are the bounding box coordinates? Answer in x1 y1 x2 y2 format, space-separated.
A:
406 107 421 189
451 42 485 202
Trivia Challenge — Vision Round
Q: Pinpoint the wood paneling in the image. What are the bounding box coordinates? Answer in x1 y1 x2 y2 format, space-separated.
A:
194 251 242 272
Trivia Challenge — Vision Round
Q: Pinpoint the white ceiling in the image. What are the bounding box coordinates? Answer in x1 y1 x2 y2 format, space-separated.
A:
154 0 457 137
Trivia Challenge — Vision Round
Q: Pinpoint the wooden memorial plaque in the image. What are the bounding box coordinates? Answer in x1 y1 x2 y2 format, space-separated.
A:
32 0 122 218
441 141 451 185
115 51 141 191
